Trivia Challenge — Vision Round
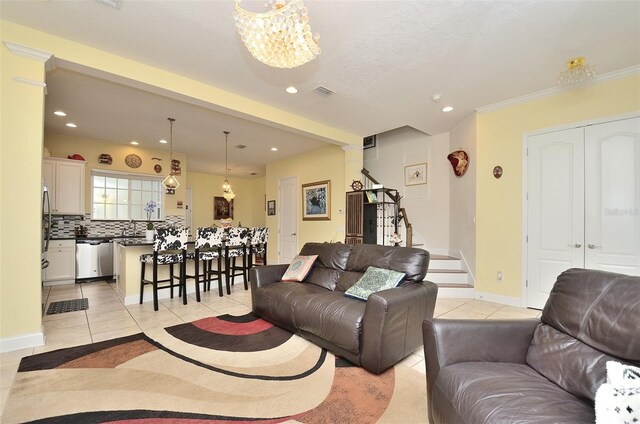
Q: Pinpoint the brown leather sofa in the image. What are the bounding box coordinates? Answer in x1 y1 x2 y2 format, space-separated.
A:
250 242 438 374
422 268 640 423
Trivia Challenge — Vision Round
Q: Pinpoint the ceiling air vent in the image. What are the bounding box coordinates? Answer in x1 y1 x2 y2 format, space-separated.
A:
234 144 247 149
95 0 121 9
312 86 334 96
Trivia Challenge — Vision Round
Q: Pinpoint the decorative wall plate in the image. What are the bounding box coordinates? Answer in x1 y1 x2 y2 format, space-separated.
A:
154 164 162 173
125 154 142 168
351 180 363 191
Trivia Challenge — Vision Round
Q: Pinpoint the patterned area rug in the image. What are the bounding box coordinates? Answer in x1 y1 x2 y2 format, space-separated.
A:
3 313 427 423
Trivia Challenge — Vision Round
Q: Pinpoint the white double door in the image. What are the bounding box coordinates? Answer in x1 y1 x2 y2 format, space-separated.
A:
526 117 640 309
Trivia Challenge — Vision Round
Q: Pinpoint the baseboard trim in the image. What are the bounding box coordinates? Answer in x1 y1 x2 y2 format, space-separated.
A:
474 291 522 307
0 330 45 353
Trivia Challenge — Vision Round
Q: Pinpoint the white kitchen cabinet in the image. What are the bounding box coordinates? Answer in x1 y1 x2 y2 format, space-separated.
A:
42 157 85 215
44 239 76 285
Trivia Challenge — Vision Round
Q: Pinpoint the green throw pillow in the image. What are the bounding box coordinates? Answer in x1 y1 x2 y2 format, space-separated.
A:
344 266 405 301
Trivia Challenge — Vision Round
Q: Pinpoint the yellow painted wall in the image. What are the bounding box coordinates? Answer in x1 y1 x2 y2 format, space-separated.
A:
266 145 346 263
0 44 47 344
476 74 640 299
187 172 265 230
45 133 188 218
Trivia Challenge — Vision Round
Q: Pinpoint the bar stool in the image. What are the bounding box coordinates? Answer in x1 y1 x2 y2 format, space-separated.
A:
188 227 225 297
249 227 269 272
224 227 250 291
139 227 188 311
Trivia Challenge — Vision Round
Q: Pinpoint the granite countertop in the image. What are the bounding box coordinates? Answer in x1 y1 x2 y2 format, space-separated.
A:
115 237 197 247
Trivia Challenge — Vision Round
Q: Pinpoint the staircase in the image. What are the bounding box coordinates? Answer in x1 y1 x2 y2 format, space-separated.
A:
427 255 475 297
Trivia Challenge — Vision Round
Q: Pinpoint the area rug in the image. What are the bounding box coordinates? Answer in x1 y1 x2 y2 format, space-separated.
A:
3 313 427 423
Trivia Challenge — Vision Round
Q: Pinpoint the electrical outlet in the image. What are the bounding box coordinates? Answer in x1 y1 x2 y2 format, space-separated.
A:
497 271 503 281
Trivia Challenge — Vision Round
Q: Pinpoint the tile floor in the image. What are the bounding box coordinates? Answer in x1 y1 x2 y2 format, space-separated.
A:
0 280 541 418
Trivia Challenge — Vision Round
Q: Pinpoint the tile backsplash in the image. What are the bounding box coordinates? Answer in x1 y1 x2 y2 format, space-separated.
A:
49 214 186 239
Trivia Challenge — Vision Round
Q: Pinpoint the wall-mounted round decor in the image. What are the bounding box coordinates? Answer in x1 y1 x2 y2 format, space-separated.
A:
125 154 142 168
154 164 162 173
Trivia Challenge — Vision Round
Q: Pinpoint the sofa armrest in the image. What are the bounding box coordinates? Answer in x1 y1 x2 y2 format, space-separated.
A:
249 264 288 290
360 281 438 374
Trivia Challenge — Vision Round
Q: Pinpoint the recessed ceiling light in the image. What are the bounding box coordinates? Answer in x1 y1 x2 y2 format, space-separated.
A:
66 122 77 128
130 141 139 145
442 106 454 112
270 147 278 151
53 111 67 117
159 139 168 144
285 86 298 94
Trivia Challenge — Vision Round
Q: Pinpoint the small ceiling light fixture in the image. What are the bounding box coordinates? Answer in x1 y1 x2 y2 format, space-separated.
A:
162 118 180 195
233 0 320 68
558 57 596 87
53 111 67 117
66 122 78 128
222 131 236 201
270 147 279 151
130 141 139 145
431 94 442 103
159 139 168 144
285 86 298 94
442 106 454 113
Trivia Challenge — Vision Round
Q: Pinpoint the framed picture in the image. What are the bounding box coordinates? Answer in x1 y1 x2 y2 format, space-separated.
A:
405 163 427 186
267 200 276 216
363 135 376 149
213 196 234 220
302 180 331 221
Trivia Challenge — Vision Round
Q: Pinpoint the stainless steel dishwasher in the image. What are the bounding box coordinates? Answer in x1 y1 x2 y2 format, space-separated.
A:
76 238 114 280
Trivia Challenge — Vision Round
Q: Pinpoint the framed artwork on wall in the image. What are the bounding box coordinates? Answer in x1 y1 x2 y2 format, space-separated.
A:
213 196 233 220
302 180 331 221
405 163 427 186
267 200 276 216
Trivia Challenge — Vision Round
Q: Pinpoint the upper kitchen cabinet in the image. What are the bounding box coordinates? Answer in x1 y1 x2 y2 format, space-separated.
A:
43 157 86 215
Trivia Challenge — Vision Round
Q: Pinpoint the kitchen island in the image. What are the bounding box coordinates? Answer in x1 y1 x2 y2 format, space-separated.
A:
114 237 201 305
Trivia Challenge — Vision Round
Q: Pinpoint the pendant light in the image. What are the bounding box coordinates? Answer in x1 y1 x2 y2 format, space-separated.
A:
162 117 180 194
222 130 235 201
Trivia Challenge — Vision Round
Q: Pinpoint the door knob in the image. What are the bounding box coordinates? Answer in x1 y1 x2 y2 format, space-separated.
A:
569 243 582 248
588 243 600 249
291 233 297 236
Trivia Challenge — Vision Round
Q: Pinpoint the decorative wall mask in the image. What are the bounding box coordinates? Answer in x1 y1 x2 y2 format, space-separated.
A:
493 166 503 179
98 154 112 165
447 149 469 177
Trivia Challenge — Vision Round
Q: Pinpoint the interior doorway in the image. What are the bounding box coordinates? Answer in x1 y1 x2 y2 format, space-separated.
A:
278 176 298 263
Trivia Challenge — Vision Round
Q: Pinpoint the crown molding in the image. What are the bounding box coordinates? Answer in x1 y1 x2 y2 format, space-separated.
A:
477 65 640 114
3 41 55 71
341 144 363 152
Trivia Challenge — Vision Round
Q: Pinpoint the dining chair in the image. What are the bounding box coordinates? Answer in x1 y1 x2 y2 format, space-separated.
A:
188 226 225 297
224 226 251 290
249 226 269 271
139 227 189 311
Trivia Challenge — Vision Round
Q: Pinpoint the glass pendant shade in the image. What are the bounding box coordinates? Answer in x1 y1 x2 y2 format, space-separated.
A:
221 131 235 201
163 117 179 195
233 0 320 68
558 57 596 87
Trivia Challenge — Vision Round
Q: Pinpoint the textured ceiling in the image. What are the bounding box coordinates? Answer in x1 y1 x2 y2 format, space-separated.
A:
2 0 639 175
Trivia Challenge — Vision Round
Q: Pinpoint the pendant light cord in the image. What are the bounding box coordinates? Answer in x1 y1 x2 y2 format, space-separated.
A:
168 118 175 172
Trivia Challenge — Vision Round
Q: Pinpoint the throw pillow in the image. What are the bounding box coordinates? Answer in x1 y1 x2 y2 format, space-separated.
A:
282 255 318 282
344 266 405 301
595 361 640 424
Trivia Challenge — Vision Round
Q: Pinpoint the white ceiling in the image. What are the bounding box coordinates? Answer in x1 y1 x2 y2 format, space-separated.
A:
2 0 639 176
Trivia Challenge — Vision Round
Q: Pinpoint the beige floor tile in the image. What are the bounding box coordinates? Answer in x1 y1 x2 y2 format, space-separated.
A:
438 309 489 320
399 353 423 368
435 298 473 310
85 300 126 314
91 326 141 343
413 345 425 358
86 308 133 323
1 387 11 419
411 360 426 375
489 305 541 319
43 315 88 330
456 299 503 315
44 324 91 342
126 302 170 313
42 309 87 322
0 363 18 389
136 315 184 331
0 347 34 365
89 316 138 334
33 335 93 354
213 305 252 316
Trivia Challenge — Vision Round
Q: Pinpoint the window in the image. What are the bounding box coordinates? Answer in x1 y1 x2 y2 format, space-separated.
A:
92 170 163 220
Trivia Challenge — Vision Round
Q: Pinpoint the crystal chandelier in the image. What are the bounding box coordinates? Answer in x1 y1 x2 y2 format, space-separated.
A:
162 118 180 195
233 0 320 69
558 57 596 87
222 131 235 201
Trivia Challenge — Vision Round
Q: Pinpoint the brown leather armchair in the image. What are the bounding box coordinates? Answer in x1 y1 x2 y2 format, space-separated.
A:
423 268 640 424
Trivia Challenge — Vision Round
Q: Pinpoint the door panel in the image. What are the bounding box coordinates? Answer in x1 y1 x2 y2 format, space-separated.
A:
585 117 640 275
527 128 584 309
279 176 298 263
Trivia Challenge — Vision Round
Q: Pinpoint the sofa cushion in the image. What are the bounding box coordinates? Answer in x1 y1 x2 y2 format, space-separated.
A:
540 268 640 361
344 266 405 300
252 282 327 328
435 362 595 424
345 244 429 283
299 243 351 290
335 270 364 292
282 255 318 282
526 323 620 402
292 291 366 355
